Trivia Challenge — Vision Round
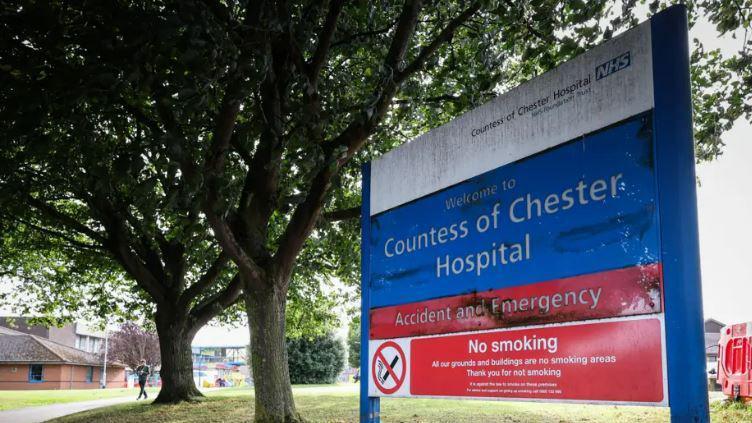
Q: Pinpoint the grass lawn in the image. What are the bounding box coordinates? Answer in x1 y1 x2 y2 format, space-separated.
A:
38 386 752 422
0 387 160 411
45 385 677 423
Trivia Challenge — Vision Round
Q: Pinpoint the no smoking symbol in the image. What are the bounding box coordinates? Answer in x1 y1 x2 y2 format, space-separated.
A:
372 341 406 394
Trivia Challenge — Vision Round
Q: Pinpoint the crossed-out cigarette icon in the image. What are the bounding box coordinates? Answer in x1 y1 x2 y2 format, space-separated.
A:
377 355 400 383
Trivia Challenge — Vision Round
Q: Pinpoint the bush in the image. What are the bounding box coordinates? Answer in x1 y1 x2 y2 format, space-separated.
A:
287 333 345 384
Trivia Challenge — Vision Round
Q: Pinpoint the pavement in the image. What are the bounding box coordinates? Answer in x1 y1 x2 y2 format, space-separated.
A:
0 388 231 423
0 395 145 423
709 390 727 403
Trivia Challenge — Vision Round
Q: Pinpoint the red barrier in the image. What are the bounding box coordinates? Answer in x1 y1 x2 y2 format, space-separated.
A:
718 322 752 402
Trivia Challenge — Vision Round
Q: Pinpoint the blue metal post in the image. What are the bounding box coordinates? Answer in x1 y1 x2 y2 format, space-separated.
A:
651 5 710 422
360 163 380 422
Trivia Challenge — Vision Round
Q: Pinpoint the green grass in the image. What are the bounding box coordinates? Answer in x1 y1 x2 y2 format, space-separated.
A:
710 400 752 421
30 386 751 422
0 387 160 411
48 385 677 423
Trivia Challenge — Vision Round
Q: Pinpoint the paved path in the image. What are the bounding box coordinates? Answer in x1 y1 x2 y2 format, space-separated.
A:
0 388 227 423
0 395 143 423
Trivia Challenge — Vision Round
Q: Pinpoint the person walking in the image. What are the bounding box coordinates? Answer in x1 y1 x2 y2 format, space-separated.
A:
135 359 150 400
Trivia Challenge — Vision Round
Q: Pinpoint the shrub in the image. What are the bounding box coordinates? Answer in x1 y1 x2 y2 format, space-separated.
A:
287 333 345 384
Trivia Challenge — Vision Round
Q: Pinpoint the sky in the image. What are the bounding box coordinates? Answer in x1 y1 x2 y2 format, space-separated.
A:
685 18 751 325
696 120 752 324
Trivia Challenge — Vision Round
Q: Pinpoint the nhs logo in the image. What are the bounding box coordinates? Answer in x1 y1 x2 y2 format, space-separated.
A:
595 52 631 80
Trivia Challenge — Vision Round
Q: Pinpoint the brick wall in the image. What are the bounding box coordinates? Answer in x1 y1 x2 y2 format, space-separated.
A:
0 364 126 390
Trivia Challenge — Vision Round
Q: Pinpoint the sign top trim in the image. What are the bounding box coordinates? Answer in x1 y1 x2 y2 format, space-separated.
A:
370 20 654 216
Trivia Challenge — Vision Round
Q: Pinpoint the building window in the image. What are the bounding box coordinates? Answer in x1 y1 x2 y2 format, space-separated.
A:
28 364 43 382
86 366 94 383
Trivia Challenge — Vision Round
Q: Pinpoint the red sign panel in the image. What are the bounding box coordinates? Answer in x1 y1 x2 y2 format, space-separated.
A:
370 263 662 339
409 318 664 403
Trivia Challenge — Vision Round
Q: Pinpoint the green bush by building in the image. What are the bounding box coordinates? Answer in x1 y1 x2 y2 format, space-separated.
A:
287 333 345 384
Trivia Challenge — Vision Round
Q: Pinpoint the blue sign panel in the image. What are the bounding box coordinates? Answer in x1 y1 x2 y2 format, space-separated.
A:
369 114 659 308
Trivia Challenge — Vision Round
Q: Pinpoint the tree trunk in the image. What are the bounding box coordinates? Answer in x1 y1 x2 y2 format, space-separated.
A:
153 311 203 403
245 281 301 423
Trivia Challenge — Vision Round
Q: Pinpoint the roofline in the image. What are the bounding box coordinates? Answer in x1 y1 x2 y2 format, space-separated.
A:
28 334 68 362
28 332 113 362
0 326 27 335
28 332 95 353
0 360 68 364
0 331 111 365
0 360 125 367
704 317 726 326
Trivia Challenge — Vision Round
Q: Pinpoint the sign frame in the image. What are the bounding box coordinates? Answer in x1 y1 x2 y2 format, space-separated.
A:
359 6 708 422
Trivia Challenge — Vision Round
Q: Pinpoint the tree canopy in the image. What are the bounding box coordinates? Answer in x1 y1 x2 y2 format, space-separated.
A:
2 0 748 334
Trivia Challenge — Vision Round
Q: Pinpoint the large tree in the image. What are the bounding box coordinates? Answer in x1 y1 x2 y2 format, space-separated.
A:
0 1 248 402
1 0 749 421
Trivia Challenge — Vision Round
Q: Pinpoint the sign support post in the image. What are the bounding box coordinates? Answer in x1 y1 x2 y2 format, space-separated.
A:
651 6 710 422
360 163 380 423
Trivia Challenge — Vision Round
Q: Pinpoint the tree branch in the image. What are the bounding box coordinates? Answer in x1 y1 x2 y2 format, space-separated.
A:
272 0 425 281
202 86 267 281
120 100 163 137
205 212 265 281
397 1 482 82
4 214 105 251
179 251 230 308
26 196 106 244
385 0 424 71
330 19 399 49
188 274 243 335
322 206 361 222
107 234 166 304
199 0 233 25
501 0 551 43
394 94 461 104
91 197 167 303
307 0 346 83
273 1 483 281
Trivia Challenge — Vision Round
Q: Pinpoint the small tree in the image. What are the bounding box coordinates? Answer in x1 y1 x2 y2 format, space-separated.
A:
347 315 360 369
109 323 161 370
287 333 345 385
